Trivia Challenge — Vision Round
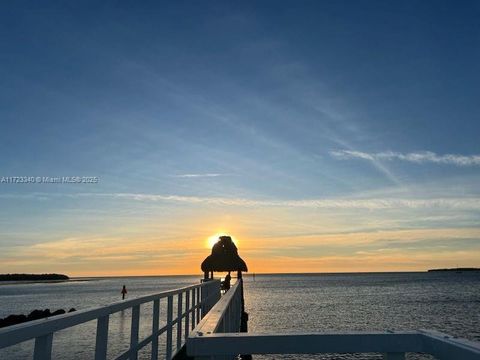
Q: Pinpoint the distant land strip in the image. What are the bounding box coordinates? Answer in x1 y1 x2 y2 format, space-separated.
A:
428 268 479 272
0 273 69 281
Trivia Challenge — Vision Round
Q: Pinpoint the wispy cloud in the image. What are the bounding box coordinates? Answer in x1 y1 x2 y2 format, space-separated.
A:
330 150 480 166
110 193 480 210
3 192 478 210
171 173 229 178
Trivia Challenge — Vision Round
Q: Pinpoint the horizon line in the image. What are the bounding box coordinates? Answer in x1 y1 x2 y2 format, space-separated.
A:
66 269 478 278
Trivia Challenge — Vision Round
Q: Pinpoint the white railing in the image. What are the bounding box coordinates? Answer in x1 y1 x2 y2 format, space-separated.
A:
187 280 480 360
0 279 221 360
192 279 243 336
188 330 480 360
4 277 479 360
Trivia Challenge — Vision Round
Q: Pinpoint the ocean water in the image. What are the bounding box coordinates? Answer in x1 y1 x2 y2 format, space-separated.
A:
1 272 479 359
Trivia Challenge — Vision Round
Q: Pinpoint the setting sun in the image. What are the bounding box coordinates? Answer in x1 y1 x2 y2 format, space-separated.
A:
206 233 237 249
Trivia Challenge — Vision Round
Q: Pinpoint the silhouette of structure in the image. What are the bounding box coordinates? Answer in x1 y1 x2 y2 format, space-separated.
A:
200 235 251 359
201 236 248 280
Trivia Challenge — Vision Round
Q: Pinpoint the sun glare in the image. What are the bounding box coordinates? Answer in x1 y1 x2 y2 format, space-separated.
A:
206 233 237 249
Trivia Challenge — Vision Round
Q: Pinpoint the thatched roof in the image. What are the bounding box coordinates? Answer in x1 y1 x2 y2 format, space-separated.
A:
201 236 248 272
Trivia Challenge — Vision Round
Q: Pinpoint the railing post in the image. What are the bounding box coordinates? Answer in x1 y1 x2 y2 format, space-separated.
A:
206 280 221 313
33 333 53 360
151 299 160 360
177 292 183 351
191 287 196 329
185 290 190 339
201 282 208 316
166 295 173 360
237 290 241 331
196 285 201 321
235 291 240 331
383 353 406 360
228 301 232 332
130 305 140 360
94 315 109 360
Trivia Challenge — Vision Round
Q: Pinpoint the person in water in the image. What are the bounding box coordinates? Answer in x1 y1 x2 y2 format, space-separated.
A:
121 285 127 300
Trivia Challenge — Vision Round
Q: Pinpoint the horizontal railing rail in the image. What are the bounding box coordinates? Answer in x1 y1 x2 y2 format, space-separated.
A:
187 330 480 360
0 279 221 360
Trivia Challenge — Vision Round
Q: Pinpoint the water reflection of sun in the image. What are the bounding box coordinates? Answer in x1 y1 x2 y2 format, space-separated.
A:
206 233 237 248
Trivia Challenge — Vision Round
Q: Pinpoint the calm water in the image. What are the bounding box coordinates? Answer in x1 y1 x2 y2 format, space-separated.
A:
1 272 479 359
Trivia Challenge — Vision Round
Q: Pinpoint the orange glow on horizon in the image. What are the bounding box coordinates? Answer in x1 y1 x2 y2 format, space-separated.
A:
2 226 479 277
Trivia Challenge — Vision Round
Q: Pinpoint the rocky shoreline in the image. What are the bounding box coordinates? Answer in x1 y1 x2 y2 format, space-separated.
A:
0 308 76 328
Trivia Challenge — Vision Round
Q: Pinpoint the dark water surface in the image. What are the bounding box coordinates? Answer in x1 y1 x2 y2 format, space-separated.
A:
1 272 479 359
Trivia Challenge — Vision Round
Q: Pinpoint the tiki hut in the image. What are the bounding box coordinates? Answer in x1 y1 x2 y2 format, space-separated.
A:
201 236 247 279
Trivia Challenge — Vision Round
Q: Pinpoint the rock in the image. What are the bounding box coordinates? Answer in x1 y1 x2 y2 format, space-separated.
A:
0 314 27 328
0 308 75 328
27 309 46 321
27 309 52 321
51 309 66 316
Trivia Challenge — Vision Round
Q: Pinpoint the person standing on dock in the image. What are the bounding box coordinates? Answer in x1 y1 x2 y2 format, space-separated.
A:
121 285 127 300
224 272 231 291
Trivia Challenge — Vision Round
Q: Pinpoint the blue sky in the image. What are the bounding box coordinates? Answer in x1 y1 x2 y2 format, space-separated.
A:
1 1 479 275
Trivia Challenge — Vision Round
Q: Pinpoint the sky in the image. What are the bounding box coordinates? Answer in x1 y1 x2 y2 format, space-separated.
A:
0 1 479 276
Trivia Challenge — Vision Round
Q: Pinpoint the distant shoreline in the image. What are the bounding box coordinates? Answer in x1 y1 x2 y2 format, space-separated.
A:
0 279 94 286
427 268 480 272
1 270 478 284
0 273 75 285
0 273 69 281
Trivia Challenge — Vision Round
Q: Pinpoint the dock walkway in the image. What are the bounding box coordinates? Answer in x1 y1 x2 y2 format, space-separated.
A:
1 279 479 359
